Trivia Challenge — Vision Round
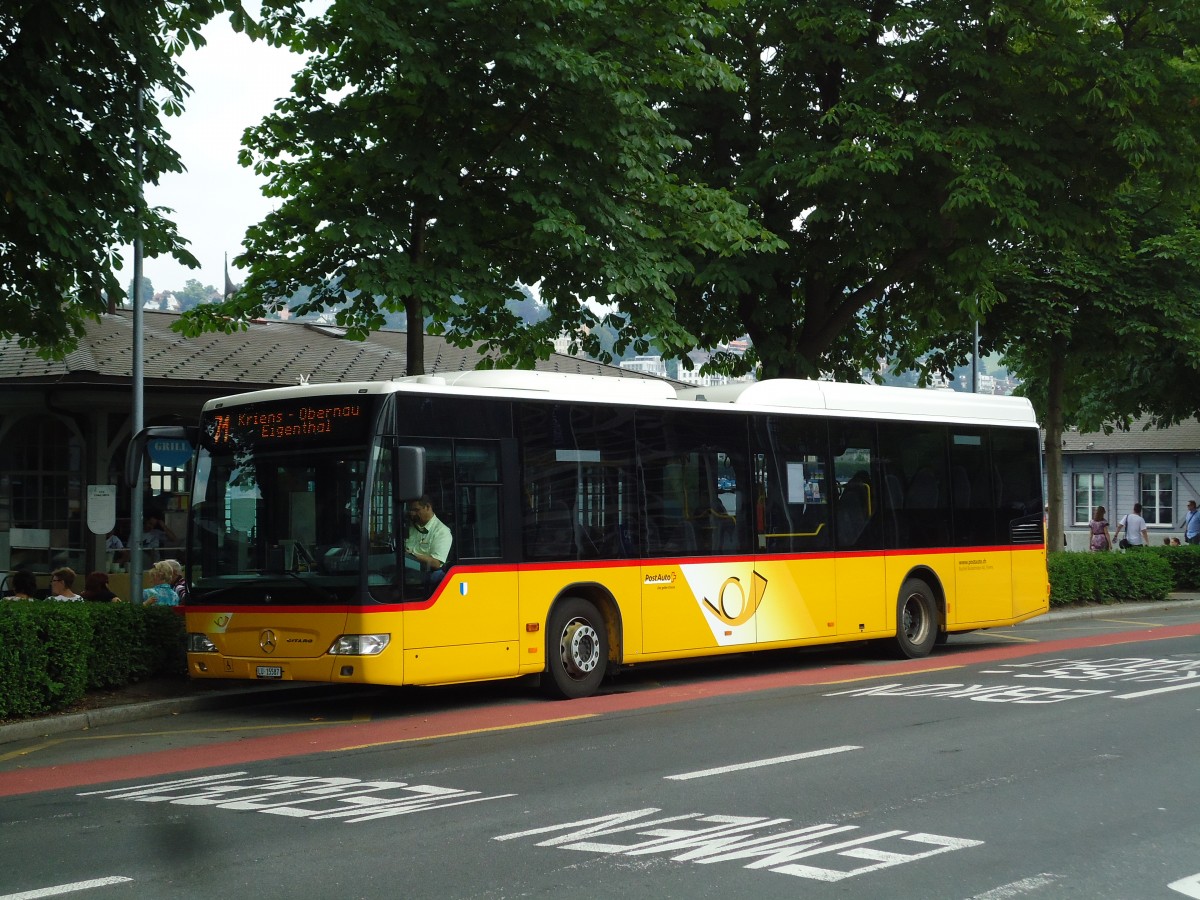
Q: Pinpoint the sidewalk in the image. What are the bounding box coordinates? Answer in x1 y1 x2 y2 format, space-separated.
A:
1040 593 1200 621
3 594 1199 746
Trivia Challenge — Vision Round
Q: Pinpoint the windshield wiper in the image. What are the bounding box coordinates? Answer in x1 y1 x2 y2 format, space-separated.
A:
191 572 340 604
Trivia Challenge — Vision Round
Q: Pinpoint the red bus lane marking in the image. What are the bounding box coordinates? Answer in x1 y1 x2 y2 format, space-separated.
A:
2 621 1198 799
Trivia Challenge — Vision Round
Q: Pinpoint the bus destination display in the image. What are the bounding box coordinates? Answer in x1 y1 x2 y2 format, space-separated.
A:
207 399 372 446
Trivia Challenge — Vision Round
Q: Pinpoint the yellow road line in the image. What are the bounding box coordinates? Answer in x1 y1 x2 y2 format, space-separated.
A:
0 740 63 763
813 664 964 687
337 714 597 751
986 633 1039 643
1098 618 1161 627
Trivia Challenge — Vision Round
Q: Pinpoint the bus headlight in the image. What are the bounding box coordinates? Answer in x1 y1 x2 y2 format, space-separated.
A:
188 633 218 653
329 634 391 655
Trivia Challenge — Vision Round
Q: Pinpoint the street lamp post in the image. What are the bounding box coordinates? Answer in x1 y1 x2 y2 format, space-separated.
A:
129 86 145 596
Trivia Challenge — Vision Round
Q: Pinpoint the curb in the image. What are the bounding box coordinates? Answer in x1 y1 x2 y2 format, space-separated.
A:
4 597 1199 745
0 682 341 746
1041 594 1200 622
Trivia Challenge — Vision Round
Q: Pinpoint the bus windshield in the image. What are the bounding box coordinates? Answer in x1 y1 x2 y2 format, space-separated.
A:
188 396 385 604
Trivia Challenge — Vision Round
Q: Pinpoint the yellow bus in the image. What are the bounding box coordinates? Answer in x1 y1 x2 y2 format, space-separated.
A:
133 370 1048 699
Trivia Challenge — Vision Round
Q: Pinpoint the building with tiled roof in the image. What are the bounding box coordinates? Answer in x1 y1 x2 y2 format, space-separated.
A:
1058 421 1200 550
0 310 662 587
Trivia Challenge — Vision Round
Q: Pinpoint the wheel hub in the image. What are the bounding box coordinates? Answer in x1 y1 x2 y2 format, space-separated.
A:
903 595 926 641
560 620 600 678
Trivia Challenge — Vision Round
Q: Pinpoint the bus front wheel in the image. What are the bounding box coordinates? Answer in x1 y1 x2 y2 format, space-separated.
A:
543 597 608 699
892 578 938 659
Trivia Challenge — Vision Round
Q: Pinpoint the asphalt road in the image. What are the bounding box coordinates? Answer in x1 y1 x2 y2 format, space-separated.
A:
2 601 1199 900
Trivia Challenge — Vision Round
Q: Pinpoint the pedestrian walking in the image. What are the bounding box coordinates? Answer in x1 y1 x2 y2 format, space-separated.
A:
1114 503 1149 548
1184 500 1200 546
1088 506 1111 551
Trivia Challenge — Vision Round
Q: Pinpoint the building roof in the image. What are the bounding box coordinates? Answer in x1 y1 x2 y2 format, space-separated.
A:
0 309 659 390
1061 420 1200 453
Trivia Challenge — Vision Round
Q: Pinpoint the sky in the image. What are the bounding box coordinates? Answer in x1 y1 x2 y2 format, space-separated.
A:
132 16 304 295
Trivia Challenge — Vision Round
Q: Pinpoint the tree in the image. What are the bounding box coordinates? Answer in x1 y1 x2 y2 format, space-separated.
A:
661 0 1200 380
936 179 1200 548
179 0 774 374
913 3 1200 549
172 278 219 310
0 0 249 356
126 275 155 308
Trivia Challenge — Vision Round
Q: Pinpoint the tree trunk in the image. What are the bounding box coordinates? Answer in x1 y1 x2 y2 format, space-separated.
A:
405 217 426 376
405 296 424 376
1043 333 1067 553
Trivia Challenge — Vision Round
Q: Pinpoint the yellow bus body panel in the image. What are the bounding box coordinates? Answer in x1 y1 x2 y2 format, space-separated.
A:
185 545 1048 685
752 557 837 644
641 560 758 652
839 555 888 637
402 571 520 685
184 608 347 683
1012 545 1051 621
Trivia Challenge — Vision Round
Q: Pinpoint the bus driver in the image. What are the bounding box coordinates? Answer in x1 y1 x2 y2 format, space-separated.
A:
405 495 452 581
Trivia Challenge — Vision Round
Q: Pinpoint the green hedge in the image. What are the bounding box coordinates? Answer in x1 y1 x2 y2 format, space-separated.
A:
1048 547 1178 606
0 603 185 720
1152 544 1200 590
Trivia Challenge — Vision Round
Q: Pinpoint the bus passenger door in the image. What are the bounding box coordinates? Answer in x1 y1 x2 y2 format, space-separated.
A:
401 439 520 683
831 423 887 636
750 419 837 643
637 418 758 653
949 429 1011 625
653 558 758 652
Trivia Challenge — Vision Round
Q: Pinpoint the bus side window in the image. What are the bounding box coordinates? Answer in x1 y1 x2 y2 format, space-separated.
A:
878 423 950 548
752 416 831 553
454 441 503 561
831 422 881 551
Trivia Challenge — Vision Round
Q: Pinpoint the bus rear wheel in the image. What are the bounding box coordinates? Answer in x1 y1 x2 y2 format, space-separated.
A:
892 578 938 659
543 597 608 700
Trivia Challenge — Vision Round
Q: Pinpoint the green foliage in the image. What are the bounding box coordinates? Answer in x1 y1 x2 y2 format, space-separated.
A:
127 275 154 308
0 0 249 357
969 175 1200 545
38 604 91 708
1152 544 1200 591
908 3 1200 547
0 606 52 718
174 0 1200 385
1048 551 1174 606
180 0 775 374
139 606 189 677
85 603 187 688
172 278 221 311
664 0 1200 380
0 603 89 716
0 602 186 721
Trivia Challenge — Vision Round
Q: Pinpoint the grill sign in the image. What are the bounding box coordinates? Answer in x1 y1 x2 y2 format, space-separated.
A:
148 437 193 468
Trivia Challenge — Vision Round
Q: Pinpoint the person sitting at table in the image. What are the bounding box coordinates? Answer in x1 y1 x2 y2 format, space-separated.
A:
81 571 122 603
2 570 39 601
142 560 180 606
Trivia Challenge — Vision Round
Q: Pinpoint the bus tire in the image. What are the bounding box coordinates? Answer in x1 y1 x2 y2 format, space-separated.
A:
892 578 938 659
543 597 608 700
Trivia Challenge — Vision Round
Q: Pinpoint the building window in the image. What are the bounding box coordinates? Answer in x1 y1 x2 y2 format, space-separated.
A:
149 462 188 496
1140 473 1173 525
1073 473 1104 525
0 415 84 573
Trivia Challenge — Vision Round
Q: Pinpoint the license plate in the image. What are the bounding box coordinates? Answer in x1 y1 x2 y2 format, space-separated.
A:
256 666 283 679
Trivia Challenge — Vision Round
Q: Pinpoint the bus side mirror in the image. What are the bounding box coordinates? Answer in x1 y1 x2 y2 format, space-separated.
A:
395 445 425 500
